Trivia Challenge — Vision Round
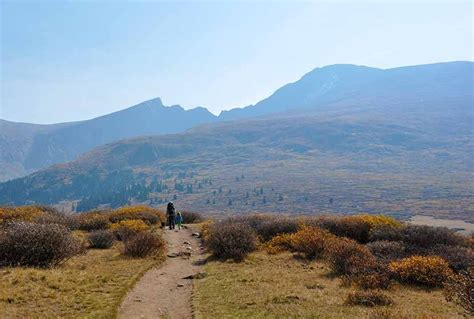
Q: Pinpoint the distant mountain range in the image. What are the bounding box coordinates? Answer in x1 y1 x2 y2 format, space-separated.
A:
1 61 472 181
0 99 217 181
0 61 473 220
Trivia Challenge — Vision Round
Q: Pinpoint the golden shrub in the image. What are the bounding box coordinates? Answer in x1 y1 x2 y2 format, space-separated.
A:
110 219 149 233
77 212 110 231
0 206 47 224
265 233 296 254
108 205 165 224
290 226 335 259
200 220 214 243
265 226 337 259
356 214 403 229
389 255 453 287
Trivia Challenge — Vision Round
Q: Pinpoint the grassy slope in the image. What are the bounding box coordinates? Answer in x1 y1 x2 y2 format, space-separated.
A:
193 252 465 319
0 233 165 318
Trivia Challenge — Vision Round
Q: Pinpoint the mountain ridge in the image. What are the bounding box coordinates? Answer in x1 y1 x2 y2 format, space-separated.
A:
1 61 472 181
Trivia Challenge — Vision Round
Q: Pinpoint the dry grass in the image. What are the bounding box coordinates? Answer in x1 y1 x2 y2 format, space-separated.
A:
193 251 465 319
0 231 165 318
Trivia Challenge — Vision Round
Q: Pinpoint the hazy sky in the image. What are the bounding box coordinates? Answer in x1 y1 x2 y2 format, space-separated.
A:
1 1 473 124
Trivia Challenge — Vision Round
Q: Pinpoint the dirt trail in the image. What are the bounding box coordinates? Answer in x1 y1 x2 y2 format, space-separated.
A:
118 228 205 319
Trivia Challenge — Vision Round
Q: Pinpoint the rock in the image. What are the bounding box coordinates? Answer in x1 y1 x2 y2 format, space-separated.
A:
186 246 193 251
183 241 191 245
191 232 201 237
177 283 184 287
167 253 179 258
183 272 208 280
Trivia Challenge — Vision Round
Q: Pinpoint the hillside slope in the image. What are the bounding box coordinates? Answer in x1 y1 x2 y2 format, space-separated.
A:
0 98 216 180
1 103 472 221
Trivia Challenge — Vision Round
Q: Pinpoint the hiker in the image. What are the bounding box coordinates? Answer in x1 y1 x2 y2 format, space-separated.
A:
175 211 183 230
166 202 176 230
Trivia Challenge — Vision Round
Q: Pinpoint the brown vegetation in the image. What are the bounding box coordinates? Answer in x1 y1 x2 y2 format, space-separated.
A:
389 256 453 287
122 232 165 258
345 290 394 307
0 222 84 267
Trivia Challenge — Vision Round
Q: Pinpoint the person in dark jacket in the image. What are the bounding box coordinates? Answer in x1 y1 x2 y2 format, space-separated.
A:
166 202 176 230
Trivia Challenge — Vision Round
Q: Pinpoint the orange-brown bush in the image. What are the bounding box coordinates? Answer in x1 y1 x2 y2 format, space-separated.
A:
205 222 257 261
265 233 297 254
284 226 335 259
346 290 394 307
444 270 473 314
346 262 393 290
0 222 84 267
324 236 376 275
77 211 111 231
110 219 150 241
108 205 165 225
87 230 114 249
389 256 453 287
122 232 165 258
200 220 214 243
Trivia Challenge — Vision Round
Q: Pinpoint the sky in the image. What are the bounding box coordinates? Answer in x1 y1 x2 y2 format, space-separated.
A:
1 1 473 124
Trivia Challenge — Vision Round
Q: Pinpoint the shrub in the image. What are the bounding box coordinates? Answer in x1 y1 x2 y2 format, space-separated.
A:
288 226 335 259
311 215 402 244
444 270 473 314
87 230 114 249
265 233 297 254
123 232 165 258
361 215 402 228
367 241 406 262
401 225 464 251
205 222 257 261
77 211 110 231
180 211 203 224
0 206 47 224
109 206 165 225
253 216 299 241
217 214 299 242
110 219 150 241
428 245 474 272
389 256 453 287
35 209 79 230
347 262 393 290
200 220 214 243
324 237 376 276
0 222 84 267
313 216 371 243
346 290 394 307
369 224 404 242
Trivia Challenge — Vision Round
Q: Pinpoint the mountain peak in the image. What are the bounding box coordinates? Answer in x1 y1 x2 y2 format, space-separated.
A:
137 97 164 108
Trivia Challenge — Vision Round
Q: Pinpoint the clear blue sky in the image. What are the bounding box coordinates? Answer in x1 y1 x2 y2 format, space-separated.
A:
1 1 472 124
